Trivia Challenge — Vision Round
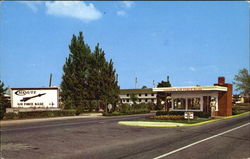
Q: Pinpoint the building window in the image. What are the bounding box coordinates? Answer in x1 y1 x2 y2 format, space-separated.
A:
126 94 129 97
152 99 154 102
145 93 148 96
126 99 129 102
139 94 141 96
145 99 148 102
151 93 154 96
188 98 201 110
173 98 186 110
139 99 141 102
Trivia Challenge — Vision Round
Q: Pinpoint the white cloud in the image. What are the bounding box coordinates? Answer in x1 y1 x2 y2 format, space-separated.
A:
189 66 196 72
45 1 102 22
117 10 126 16
122 1 135 8
19 1 42 12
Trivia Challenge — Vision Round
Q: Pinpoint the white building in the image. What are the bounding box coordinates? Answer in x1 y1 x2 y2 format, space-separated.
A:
119 88 157 105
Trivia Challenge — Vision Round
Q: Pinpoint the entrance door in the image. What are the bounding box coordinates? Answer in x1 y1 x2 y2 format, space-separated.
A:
203 96 211 113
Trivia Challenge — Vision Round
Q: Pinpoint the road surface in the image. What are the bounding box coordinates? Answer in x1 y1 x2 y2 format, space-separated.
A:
1 113 249 159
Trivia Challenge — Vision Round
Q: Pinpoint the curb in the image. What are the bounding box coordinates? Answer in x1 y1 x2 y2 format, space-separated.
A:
118 111 250 127
0 115 103 126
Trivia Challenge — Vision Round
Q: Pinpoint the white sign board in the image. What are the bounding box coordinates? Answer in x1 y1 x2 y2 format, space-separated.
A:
11 88 59 108
184 112 194 119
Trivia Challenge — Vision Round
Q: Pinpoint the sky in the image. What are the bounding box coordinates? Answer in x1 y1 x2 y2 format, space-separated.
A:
0 1 249 93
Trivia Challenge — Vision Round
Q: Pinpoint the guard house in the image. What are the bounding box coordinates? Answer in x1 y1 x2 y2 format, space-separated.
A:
153 77 232 116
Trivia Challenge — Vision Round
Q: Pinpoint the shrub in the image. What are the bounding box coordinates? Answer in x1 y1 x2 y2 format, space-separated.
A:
3 109 76 120
232 108 247 115
150 115 185 120
194 112 210 118
156 111 183 116
4 112 18 120
156 111 211 118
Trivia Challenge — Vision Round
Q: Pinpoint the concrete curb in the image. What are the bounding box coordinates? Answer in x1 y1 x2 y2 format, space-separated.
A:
0 114 103 126
118 111 250 127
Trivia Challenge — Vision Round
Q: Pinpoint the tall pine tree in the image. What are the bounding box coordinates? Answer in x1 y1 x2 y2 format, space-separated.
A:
61 32 119 113
61 32 92 111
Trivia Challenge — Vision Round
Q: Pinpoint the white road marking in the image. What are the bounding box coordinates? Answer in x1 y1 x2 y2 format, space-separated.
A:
153 122 250 159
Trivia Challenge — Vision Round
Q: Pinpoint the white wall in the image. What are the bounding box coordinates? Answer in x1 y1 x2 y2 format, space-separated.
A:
119 93 157 104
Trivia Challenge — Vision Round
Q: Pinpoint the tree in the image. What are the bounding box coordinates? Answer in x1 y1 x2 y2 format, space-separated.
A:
156 76 172 110
141 85 147 89
0 81 10 119
233 68 250 96
61 32 119 113
61 32 92 112
157 76 171 87
130 93 138 105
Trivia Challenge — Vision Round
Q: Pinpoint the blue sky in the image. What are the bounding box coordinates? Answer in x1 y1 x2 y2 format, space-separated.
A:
0 1 249 93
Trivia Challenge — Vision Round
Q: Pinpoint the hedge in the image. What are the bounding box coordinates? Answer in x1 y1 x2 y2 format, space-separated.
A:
156 111 210 118
103 109 150 116
3 109 76 120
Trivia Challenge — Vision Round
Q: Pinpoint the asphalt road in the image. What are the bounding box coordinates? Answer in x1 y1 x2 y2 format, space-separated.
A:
1 113 249 159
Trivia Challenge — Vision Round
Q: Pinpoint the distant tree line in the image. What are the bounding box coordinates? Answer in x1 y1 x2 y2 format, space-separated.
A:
60 32 119 113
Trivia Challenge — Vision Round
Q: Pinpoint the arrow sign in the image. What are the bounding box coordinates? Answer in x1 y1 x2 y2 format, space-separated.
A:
20 93 46 102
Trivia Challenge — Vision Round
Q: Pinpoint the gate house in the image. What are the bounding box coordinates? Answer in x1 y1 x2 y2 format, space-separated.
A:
153 77 232 116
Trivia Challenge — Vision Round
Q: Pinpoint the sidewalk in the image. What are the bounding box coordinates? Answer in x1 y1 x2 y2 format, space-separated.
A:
0 113 103 126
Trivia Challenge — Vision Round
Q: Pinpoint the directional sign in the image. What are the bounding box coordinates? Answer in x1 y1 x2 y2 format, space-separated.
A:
184 112 194 120
10 88 59 108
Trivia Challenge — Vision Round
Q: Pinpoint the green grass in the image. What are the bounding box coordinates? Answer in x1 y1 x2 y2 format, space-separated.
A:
143 118 210 124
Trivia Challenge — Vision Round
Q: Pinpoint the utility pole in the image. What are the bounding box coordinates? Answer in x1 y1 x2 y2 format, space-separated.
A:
49 73 52 87
135 77 138 89
153 80 155 88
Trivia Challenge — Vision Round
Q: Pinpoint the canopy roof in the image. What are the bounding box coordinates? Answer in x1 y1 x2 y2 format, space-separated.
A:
153 86 227 92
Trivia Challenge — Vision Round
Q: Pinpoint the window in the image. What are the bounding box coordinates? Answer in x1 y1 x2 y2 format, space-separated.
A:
145 99 148 102
139 99 141 102
126 94 129 97
152 99 154 102
139 94 141 96
126 99 129 102
151 93 154 96
188 98 201 110
173 98 186 110
145 93 148 96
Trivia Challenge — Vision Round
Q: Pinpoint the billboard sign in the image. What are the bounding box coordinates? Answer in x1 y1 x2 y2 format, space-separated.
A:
10 87 59 108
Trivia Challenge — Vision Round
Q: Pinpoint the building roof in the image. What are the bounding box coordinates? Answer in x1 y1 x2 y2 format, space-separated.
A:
10 87 59 90
120 88 153 94
153 86 227 92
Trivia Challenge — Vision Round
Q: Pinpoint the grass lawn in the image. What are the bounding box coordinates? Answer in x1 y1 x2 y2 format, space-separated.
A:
143 117 211 124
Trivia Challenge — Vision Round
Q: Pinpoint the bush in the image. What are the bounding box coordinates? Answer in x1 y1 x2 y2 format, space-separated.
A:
156 111 211 118
156 111 183 116
4 109 76 120
150 115 185 120
0 106 5 120
103 103 151 116
232 107 247 115
4 112 18 120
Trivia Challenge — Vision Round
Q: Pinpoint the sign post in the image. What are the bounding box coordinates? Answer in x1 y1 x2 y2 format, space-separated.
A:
184 112 194 122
